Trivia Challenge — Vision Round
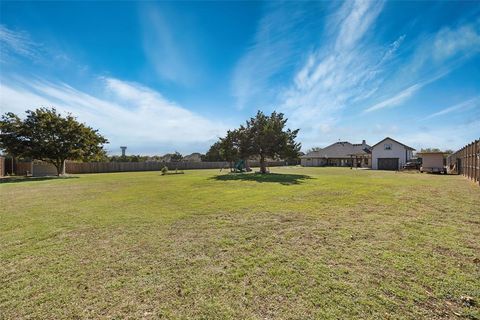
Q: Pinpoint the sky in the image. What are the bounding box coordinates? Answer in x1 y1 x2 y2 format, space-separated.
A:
0 1 479 155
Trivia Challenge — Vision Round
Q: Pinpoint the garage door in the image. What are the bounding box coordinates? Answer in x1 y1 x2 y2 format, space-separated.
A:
378 158 399 170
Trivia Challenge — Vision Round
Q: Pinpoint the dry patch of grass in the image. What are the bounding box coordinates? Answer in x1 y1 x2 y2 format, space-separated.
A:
1 167 479 319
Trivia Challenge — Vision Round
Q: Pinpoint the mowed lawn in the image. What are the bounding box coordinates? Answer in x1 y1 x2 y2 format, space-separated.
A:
1 167 479 319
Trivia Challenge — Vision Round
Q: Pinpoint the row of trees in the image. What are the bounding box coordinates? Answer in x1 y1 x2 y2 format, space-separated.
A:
419 148 454 154
0 108 108 176
205 111 301 174
108 152 184 163
1 108 300 175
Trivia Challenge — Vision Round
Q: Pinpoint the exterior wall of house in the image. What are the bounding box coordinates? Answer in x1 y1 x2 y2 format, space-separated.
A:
301 157 372 167
301 158 326 167
301 140 371 167
326 158 351 167
372 138 413 170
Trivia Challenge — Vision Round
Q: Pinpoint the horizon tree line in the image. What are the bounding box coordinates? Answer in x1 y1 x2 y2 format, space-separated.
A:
0 108 301 175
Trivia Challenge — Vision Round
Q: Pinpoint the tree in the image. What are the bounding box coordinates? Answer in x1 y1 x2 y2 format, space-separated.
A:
244 111 300 173
203 141 224 161
0 108 108 176
204 111 300 174
0 112 26 173
420 148 442 153
306 147 322 154
241 111 300 173
444 149 454 155
110 155 149 162
219 130 242 169
206 111 300 174
0 112 26 157
420 148 455 158
170 151 183 162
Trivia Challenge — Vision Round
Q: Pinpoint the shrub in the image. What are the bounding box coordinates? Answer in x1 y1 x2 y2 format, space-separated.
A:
161 166 168 175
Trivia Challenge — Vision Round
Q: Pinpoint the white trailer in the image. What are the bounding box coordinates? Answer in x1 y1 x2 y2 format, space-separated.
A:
418 152 446 174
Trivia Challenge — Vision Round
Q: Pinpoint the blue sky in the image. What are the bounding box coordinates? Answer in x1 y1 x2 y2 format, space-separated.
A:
0 1 479 155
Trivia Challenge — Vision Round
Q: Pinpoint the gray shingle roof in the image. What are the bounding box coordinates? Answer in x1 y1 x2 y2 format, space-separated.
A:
301 141 371 158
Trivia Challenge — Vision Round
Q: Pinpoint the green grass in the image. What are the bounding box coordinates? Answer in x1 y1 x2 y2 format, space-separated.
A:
1 167 479 319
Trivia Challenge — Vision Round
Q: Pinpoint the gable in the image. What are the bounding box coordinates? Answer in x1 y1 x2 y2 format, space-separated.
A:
372 137 415 151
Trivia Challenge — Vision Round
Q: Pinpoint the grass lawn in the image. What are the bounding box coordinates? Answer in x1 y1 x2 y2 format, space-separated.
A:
1 167 479 319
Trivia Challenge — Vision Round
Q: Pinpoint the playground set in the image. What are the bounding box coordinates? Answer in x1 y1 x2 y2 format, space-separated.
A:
220 160 253 173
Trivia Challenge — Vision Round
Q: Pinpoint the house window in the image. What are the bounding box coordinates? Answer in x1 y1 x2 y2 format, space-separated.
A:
364 159 368 165
384 143 392 150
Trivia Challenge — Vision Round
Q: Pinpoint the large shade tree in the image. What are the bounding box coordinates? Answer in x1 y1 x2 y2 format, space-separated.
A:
0 108 108 176
206 111 300 174
241 111 300 173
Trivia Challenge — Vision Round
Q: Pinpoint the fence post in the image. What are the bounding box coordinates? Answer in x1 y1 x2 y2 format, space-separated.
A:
448 139 480 186
474 140 480 185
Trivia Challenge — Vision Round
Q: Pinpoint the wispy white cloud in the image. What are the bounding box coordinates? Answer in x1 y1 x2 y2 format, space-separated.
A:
0 23 227 154
334 0 384 51
424 96 480 119
399 117 480 151
0 24 79 75
380 34 406 64
140 5 201 86
231 2 319 109
278 0 385 145
363 56 470 114
433 23 480 61
401 20 480 79
364 83 422 113
275 3 480 148
0 77 228 154
0 25 39 62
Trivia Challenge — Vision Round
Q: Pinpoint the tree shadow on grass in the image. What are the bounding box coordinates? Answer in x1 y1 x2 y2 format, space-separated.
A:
211 173 312 185
0 176 79 184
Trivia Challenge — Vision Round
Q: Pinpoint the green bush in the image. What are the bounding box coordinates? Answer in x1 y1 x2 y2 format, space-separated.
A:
161 166 168 175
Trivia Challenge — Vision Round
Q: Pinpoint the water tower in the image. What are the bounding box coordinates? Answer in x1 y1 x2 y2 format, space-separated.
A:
120 146 127 157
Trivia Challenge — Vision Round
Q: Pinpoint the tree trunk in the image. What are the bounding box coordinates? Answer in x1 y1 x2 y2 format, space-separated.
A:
245 160 251 172
59 160 66 176
259 155 267 174
54 159 66 176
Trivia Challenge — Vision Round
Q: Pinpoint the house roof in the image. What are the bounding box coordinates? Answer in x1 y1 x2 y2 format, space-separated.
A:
181 153 203 162
371 137 415 151
301 141 371 158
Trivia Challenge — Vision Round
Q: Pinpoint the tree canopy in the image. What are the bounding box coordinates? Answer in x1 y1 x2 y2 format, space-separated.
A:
170 151 183 162
203 141 224 162
0 108 108 175
306 147 322 154
206 111 300 173
420 148 442 153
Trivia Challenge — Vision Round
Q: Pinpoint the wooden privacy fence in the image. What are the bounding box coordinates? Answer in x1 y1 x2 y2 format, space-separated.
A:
0 156 4 177
65 160 287 174
4 160 288 176
33 162 59 177
447 139 480 186
3 161 54 177
16 162 33 176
